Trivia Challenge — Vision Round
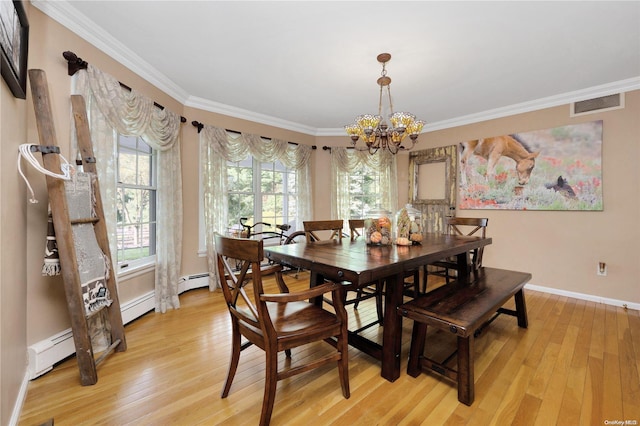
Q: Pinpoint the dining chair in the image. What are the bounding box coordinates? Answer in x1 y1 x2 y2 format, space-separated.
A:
303 219 344 243
426 217 489 289
215 233 350 426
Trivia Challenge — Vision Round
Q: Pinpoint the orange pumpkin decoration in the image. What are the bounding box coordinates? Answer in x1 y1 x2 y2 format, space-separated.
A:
370 231 383 244
378 216 391 229
410 233 423 243
396 237 411 246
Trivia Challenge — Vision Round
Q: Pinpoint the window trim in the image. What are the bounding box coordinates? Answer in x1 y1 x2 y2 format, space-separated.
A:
346 162 386 219
116 135 158 275
198 155 298 253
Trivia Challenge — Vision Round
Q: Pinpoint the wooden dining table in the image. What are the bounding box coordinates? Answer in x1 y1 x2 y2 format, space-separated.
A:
264 232 493 382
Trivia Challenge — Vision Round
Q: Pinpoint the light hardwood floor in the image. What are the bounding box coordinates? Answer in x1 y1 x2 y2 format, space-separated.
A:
19 271 640 425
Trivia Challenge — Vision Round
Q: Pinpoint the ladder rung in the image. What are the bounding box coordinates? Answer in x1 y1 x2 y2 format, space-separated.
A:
71 217 100 225
95 339 122 366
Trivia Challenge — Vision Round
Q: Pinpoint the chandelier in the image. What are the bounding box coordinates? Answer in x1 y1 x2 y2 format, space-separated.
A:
345 53 425 155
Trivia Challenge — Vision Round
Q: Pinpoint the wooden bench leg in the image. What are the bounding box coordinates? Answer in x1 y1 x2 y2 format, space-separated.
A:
407 322 427 377
514 289 528 328
457 335 475 405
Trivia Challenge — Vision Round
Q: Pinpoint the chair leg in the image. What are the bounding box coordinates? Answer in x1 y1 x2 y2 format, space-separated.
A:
221 323 242 398
412 270 420 297
421 265 427 293
375 281 384 322
337 324 350 399
353 288 364 309
260 347 279 426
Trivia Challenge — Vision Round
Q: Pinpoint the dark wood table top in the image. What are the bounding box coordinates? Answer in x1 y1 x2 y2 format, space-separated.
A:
265 233 493 284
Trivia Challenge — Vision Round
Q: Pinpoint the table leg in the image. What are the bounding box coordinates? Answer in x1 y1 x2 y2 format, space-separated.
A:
456 251 471 282
381 273 403 381
309 271 326 306
515 289 528 328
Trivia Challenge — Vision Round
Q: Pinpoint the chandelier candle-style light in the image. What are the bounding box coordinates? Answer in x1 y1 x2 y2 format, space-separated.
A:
345 53 425 154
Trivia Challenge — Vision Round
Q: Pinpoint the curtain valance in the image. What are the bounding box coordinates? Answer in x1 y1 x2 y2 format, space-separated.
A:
199 124 313 290
74 65 183 313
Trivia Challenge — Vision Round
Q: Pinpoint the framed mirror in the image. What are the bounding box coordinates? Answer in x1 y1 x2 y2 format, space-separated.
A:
409 145 458 233
409 145 457 205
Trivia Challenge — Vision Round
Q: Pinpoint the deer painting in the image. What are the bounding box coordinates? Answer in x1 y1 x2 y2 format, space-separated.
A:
460 135 540 186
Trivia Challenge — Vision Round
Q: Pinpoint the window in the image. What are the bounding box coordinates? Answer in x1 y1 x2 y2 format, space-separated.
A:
116 135 157 271
227 157 298 243
347 163 385 218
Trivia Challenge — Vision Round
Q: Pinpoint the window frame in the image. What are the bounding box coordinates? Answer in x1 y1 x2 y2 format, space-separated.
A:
346 162 386 219
227 157 298 246
115 134 158 275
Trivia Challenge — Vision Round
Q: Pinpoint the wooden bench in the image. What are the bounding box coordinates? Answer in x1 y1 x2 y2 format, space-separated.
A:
397 267 531 405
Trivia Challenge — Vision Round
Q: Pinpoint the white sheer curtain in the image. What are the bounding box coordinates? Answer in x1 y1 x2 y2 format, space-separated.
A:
330 147 398 220
199 125 313 289
73 65 183 313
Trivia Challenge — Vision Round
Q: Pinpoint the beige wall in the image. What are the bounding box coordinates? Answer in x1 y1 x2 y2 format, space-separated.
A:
394 98 640 304
2 4 638 422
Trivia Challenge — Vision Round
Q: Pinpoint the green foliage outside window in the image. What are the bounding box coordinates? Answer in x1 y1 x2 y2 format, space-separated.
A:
116 135 157 265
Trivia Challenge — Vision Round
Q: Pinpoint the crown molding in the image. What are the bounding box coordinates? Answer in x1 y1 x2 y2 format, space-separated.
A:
420 76 640 133
321 76 640 136
184 95 319 136
32 0 190 104
34 1 640 138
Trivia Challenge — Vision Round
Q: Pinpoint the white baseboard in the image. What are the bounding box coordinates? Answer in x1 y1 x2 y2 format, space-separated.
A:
525 283 639 311
9 372 31 426
178 273 210 293
26 273 210 381
121 290 156 325
27 290 156 380
27 328 75 379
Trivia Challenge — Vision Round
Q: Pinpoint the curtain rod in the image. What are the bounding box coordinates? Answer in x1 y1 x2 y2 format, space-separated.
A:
62 51 187 123
191 120 316 149
322 146 355 151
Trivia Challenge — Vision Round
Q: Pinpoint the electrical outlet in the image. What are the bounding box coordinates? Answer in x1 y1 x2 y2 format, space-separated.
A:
597 262 607 276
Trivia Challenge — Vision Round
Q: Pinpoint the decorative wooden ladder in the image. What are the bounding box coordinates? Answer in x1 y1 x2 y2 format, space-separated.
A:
29 69 126 385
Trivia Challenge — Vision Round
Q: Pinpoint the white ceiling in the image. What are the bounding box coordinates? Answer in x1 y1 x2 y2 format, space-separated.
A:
34 1 640 136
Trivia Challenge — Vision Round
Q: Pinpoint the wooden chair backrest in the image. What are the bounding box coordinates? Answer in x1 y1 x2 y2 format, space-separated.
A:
348 219 365 241
303 220 344 243
214 233 267 331
446 217 489 267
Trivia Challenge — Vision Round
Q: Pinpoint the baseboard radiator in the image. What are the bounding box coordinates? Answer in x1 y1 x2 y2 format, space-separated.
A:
27 273 210 380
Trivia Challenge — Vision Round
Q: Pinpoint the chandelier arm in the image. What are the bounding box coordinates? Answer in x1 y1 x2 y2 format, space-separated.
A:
388 139 399 155
402 140 416 151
